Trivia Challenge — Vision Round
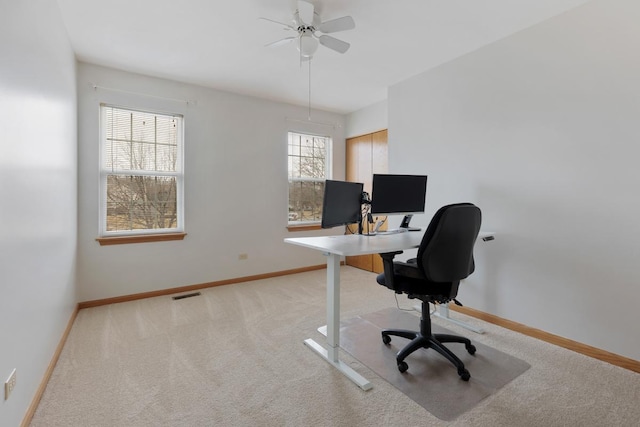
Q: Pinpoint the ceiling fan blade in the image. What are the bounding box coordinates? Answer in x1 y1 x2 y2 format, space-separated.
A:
318 16 355 33
297 0 315 26
258 17 295 30
265 36 296 48
318 35 350 54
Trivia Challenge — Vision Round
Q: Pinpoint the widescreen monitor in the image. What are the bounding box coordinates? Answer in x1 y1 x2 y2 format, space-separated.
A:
370 174 428 215
321 180 364 229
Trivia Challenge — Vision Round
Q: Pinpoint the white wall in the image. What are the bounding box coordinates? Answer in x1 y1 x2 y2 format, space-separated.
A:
388 0 640 361
0 1 77 425
346 99 388 138
77 63 347 302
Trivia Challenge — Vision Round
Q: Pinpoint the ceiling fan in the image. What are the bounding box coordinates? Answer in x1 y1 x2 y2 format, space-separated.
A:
261 0 355 60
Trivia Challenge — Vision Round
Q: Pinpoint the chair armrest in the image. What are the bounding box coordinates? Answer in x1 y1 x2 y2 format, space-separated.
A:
379 251 403 291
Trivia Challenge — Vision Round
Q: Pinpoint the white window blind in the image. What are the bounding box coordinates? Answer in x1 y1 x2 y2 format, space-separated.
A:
100 105 184 235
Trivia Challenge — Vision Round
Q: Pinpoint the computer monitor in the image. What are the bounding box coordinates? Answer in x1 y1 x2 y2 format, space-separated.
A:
321 180 364 229
370 174 428 215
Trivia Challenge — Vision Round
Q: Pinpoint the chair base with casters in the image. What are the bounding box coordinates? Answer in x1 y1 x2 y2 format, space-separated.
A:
381 296 476 380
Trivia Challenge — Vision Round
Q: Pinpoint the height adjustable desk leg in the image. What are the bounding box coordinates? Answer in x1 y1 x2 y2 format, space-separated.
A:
433 303 485 334
420 233 495 334
303 253 373 391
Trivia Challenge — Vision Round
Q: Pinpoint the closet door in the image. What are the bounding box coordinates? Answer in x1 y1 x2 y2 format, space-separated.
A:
345 133 374 271
345 130 388 273
371 130 388 273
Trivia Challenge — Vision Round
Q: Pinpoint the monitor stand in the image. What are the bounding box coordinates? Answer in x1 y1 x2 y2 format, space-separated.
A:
359 209 377 236
399 214 421 232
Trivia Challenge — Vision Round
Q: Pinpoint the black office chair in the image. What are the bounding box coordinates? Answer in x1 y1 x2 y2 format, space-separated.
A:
377 203 482 381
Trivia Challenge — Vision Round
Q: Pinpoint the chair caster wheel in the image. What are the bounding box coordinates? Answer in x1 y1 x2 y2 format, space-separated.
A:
397 361 409 373
466 344 476 355
459 369 470 381
382 334 391 345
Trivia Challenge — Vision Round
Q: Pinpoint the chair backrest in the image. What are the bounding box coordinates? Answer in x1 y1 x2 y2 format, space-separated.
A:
416 203 482 283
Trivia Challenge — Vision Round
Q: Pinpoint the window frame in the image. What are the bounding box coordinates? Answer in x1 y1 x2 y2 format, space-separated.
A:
98 104 185 239
287 131 332 226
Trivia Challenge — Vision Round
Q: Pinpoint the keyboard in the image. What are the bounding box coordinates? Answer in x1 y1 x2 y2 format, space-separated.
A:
377 228 408 235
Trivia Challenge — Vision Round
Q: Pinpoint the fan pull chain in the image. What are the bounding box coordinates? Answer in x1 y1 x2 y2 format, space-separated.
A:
308 59 312 120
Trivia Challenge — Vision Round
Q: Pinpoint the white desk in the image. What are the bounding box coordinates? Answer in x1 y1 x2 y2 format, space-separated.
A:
285 231 494 390
285 232 422 390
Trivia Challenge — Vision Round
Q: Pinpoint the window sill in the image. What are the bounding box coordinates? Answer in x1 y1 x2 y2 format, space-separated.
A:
287 224 321 232
96 232 187 246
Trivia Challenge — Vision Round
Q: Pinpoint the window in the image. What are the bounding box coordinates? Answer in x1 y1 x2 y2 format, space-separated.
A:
100 105 184 237
288 132 331 224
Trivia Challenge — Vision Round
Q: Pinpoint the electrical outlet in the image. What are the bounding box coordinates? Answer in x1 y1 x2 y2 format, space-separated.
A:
238 253 248 260
5 369 16 400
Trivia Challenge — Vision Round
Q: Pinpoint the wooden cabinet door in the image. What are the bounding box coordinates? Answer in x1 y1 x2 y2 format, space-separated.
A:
345 130 388 273
346 133 373 271
372 130 388 177
371 130 388 273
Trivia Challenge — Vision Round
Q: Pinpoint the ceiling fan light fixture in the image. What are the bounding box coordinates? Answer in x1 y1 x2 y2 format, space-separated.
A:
261 1 354 60
298 33 318 58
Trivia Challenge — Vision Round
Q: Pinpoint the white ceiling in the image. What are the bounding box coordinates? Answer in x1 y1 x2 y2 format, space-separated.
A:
57 0 591 115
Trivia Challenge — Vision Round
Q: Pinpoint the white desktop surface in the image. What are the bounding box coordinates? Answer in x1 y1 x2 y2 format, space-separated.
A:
284 230 494 390
286 230 493 257
285 231 423 257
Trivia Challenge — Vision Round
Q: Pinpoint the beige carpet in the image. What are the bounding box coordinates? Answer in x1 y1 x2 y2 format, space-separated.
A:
31 266 640 426
340 308 531 421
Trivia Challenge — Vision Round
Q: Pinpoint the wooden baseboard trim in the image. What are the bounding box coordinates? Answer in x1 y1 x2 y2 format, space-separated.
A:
450 304 640 374
21 305 80 427
78 264 329 309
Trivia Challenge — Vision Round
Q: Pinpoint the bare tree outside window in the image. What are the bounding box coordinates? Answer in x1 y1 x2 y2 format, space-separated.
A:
101 106 184 234
288 132 331 223
106 176 177 231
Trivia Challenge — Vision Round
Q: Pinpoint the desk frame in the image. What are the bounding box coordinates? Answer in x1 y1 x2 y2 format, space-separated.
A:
432 234 495 333
303 252 373 390
285 232 493 391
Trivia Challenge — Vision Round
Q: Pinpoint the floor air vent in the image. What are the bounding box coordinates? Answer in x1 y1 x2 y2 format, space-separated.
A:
172 292 201 300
